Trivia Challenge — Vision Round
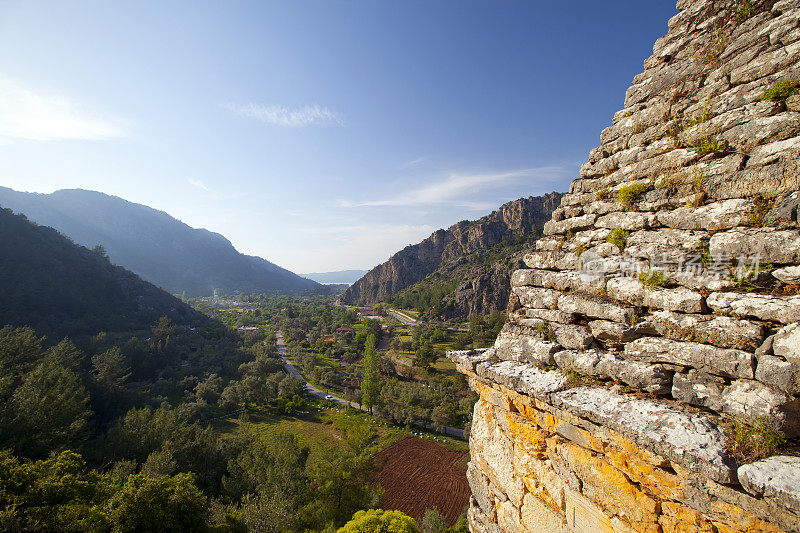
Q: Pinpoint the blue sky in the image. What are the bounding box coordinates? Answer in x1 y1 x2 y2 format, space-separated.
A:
0 1 677 273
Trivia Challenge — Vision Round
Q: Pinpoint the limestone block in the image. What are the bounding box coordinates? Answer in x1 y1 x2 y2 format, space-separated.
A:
607 277 705 313
756 355 800 395
476 360 568 399
624 337 755 379
672 271 736 292
707 292 800 324
624 229 705 261
721 379 800 436
511 286 561 309
647 310 765 350
550 387 737 483
709 228 800 265
557 293 636 323
672 370 726 411
738 456 800 515
511 268 606 294
656 199 752 231
520 492 569 533
525 308 576 324
554 349 601 376
467 461 495 517
552 323 594 350
595 211 655 231
773 322 800 359
589 319 651 347
564 487 615 533
468 500 502 533
471 400 526 507
447 348 493 373
495 325 560 365
594 353 673 394
524 250 580 271
543 214 597 236
773 265 800 284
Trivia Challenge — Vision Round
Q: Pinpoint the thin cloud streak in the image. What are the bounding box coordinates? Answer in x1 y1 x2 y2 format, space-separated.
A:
339 166 567 209
188 178 210 191
220 102 344 127
0 75 128 141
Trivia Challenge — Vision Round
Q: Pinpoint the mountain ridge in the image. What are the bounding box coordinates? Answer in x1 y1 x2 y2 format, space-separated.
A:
0 187 319 297
341 192 562 310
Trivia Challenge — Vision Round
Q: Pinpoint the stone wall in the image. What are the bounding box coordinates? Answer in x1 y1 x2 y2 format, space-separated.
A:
449 1 800 531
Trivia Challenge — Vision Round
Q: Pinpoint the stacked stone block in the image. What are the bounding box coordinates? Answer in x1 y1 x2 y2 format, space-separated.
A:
450 1 800 531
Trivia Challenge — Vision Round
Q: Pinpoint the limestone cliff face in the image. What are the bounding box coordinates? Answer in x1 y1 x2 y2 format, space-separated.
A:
340 193 562 306
449 1 800 531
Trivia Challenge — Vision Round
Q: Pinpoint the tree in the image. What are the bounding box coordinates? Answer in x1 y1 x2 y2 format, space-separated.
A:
361 334 379 413
11 358 91 457
91 244 109 260
419 508 447 533
337 509 419 533
107 472 207 532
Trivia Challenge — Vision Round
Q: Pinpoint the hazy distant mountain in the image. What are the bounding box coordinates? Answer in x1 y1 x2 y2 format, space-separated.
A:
0 187 319 297
0 207 201 336
302 270 368 285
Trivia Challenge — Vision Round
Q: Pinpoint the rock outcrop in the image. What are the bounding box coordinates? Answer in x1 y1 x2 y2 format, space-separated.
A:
449 1 800 531
341 193 562 309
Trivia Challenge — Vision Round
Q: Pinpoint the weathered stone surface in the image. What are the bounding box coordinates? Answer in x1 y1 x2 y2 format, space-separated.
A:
707 292 800 324
467 461 494 516
511 268 607 295
647 310 765 351
511 286 561 309
773 322 800 360
589 319 651 347
721 379 800 436
524 308 576 324
756 354 800 395
656 199 752 231
447 348 493 373
595 211 655 231
607 277 705 313
672 370 726 412
773 265 800 284
557 293 635 323
471 400 526 507
624 337 755 379
738 456 800 516
495 324 560 366
543 213 597 236
549 387 737 484
594 353 673 394
552 323 594 350
523 250 580 271
709 228 800 265
476 360 568 398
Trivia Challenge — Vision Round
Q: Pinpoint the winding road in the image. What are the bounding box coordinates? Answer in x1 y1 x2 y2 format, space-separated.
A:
276 330 464 439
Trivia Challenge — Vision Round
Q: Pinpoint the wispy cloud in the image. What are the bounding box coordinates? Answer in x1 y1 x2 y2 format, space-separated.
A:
0 75 127 141
339 166 566 209
220 102 344 127
188 178 210 191
401 157 426 168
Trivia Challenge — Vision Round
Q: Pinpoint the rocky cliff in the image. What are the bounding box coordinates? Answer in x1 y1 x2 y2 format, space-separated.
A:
449 1 800 531
341 193 562 308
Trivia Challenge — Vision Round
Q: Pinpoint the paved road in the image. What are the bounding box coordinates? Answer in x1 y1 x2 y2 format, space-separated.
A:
388 308 418 325
276 330 464 439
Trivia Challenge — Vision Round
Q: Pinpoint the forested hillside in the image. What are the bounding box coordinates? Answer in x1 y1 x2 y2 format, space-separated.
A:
0 187 319 297
0 207 199 337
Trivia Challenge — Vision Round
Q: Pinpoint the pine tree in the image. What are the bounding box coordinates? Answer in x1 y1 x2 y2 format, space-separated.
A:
360 334 378 413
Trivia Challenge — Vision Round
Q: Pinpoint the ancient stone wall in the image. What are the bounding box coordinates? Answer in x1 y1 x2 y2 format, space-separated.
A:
449 1 800 531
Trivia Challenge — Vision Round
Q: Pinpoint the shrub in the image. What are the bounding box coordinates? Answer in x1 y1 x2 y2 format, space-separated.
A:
728 417 785 464
639 270 666 289
617 183 647 209
606 229 629 250
735 0 758 22
338 509 420 533
536 323 557 343
688 134 728 156
759 80 800 101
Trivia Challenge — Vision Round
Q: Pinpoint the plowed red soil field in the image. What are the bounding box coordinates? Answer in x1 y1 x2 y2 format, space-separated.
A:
372 436 470 525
